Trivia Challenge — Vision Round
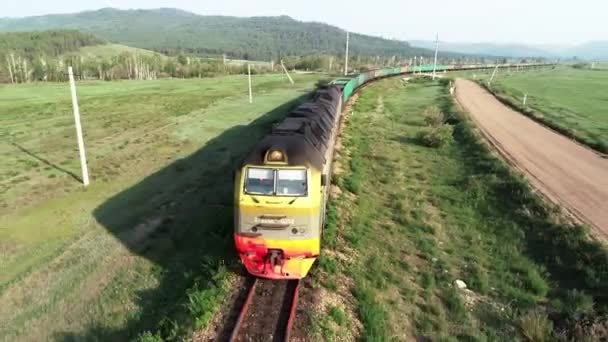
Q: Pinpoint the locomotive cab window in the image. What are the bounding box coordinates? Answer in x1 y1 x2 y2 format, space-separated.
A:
245 168 275 195
244 168 307 196
277 169 307 196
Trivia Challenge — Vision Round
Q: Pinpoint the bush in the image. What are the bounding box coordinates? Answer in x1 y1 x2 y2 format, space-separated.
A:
416 125 454 148
559 289 595 319
329 306 347 326
423 106 445 127
135 332 164 342
518 310 553 341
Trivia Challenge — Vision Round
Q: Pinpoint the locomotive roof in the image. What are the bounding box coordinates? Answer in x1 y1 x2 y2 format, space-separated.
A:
242 85 342 170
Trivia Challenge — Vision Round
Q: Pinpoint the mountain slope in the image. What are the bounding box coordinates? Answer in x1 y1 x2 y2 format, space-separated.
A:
410 40 608 60
0 30 104 57
0 8 438 60
565 41 608 60
409 40 554 58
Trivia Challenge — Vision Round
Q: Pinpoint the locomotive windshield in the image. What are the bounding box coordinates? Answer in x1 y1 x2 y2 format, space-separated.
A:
245 168 275 195
244 167 307 196
277 169 307 196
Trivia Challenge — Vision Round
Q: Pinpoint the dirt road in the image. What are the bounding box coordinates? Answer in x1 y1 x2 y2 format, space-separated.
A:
454 78 608 239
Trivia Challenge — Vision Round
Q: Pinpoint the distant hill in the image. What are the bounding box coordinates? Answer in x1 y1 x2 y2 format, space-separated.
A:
410 40 608 60
409 40 554 59
564 41 608 60
0 8 443 60
0 30 103 57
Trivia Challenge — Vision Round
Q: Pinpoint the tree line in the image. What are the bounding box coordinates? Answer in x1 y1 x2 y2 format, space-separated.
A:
0 30 502 84
0 31 271 83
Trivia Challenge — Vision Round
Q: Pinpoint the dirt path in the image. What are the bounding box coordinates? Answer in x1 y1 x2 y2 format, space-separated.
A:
454 78 608 239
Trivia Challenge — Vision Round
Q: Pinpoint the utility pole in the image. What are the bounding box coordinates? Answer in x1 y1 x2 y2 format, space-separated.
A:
280 60 294 85
344 31 349 76
248 64 253 104
488 65 499 86
432 34 439 80
68 66 90 187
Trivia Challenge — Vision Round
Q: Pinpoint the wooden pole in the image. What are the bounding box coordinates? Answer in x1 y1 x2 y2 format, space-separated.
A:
488 65 499 86
280 60 294 85
432 34 439 80
68 67 90 186
344 31 349 76
248 64 253 104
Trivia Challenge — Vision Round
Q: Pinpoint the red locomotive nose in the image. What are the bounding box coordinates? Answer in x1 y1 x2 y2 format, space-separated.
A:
241 247 288 278
234 234 315 279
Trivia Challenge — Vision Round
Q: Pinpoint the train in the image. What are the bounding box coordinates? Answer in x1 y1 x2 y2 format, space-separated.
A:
233 62 547 280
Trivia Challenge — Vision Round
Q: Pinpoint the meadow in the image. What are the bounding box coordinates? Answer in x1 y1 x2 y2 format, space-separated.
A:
310 77 608 340
0 73 324 341
484 66 608 152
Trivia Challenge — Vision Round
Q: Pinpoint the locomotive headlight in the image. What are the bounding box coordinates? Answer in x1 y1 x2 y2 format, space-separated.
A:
291 228 306 235
269 150 284 161
265 150 287 163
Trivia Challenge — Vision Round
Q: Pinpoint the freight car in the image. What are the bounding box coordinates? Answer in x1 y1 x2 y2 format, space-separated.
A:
234 62 547 280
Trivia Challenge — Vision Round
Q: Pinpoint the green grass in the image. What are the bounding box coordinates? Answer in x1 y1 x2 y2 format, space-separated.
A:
315 77 608 340
0 73 323 341
483 66 608 152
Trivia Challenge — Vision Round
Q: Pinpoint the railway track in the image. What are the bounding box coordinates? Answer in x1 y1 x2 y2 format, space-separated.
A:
228 278 300 342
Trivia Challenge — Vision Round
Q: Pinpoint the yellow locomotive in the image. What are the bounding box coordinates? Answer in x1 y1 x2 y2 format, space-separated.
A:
234 86 342 279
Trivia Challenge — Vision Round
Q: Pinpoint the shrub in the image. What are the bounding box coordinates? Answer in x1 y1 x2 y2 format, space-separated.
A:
416 124 454 148
559 289 595 319
329 306 347 326
354 283 388 340
319 255 338 274
135 332 164 342
518 310 553 341
423 105 445 127
343 175 361 194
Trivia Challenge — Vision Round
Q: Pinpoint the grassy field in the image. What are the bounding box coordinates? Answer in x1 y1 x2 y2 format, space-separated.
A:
483 66 608 152
591 62 608 70
0 73 324 341
310 77 608 340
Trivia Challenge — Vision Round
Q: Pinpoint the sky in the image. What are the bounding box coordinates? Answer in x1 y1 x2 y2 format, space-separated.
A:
4 0 605 45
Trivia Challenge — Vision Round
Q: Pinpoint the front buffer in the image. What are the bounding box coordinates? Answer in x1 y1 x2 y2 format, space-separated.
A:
234 234 319 279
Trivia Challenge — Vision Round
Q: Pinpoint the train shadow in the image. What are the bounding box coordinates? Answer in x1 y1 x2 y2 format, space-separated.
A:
53 93 312 341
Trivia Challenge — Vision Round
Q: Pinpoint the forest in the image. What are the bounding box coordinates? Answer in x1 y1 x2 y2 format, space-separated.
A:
0 28 482 84
0 8 447 61
0 30 267 83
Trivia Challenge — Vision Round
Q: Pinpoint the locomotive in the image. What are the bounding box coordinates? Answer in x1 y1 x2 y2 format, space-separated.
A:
234 62 547 280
